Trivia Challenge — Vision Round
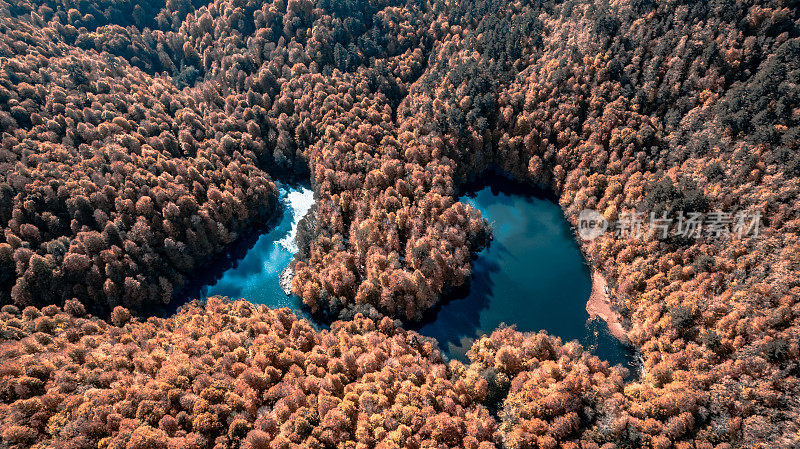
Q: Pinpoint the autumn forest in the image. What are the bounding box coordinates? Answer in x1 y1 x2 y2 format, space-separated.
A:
0 0 798 447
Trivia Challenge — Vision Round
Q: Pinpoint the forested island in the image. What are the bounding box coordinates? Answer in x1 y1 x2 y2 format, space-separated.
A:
0 0 798 447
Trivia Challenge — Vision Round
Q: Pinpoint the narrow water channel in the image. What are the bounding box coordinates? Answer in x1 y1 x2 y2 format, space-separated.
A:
196 187 314 318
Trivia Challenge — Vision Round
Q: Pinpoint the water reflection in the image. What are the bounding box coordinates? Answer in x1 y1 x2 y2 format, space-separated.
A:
415 180 636 372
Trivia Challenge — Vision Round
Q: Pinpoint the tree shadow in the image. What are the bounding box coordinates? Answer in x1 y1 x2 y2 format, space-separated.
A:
457 169 558 203
412 248 501 361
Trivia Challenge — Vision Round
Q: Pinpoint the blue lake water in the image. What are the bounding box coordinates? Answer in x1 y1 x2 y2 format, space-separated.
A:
191 184 636 373
195 188 314 317
415 184 636 371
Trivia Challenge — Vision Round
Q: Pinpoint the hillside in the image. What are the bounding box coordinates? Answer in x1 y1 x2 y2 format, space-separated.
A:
0 0 798 447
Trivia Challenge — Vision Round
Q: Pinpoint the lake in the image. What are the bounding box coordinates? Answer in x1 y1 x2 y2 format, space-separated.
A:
415 182 636 371
190 183 636 373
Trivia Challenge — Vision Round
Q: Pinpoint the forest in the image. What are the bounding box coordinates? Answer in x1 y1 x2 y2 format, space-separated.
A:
0 0 798 447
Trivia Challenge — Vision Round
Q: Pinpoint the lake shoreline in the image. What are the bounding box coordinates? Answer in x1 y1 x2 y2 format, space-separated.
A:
587 271 630 345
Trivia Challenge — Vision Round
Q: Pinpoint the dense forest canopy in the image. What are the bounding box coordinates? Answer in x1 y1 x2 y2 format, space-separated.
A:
0 0 798 447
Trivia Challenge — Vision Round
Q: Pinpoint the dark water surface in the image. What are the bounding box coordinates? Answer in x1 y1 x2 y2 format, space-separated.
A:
415 183 636 372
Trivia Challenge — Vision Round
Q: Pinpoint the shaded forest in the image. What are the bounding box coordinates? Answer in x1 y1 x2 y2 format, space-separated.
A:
0 0 798 447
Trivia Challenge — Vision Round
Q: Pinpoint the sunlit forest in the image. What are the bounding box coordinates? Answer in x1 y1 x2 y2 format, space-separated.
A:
0 0 798 447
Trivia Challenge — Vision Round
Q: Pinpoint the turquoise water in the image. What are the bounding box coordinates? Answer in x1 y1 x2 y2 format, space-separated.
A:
195 188 314 318
415 183 636 371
